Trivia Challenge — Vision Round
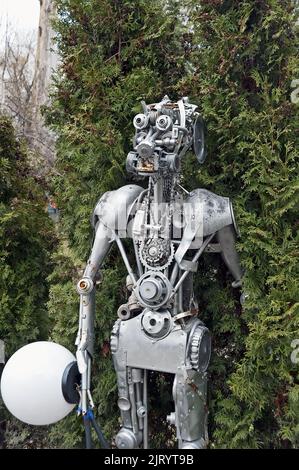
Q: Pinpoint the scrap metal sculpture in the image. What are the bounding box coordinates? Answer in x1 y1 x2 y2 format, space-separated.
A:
75 96 242 449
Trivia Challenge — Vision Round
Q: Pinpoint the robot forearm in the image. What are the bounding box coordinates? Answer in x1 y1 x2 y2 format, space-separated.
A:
76 278 95 367
75 221 112 412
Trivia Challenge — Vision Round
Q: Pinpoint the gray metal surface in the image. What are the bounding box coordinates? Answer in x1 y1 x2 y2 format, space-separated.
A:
186 188 234 237
117 314 189 374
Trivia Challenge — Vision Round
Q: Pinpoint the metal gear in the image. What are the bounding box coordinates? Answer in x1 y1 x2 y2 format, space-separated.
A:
139 238 174 271
189 324 211 373
135 271 173 309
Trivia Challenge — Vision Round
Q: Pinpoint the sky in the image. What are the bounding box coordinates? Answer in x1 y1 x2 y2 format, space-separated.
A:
0 0 40 37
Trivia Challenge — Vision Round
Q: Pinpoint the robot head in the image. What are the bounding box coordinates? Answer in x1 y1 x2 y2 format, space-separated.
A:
126 95 206 177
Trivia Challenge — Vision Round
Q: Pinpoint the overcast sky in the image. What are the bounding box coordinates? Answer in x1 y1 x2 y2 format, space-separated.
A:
0 0 40 37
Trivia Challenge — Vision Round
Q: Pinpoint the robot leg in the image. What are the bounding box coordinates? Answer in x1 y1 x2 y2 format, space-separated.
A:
169 370 209 449
111 325 146 449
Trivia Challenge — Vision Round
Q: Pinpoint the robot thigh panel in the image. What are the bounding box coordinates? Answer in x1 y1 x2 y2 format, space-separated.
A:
110 312 211 449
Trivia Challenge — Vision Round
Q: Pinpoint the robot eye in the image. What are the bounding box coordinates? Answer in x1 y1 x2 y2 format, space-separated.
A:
156 114 172 132
133 113 149 130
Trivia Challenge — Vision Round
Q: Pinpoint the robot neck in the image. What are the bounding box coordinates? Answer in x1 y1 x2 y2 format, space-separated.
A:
148 173 178 207
152 176 164 206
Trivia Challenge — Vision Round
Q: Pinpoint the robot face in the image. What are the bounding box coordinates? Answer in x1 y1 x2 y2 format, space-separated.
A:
126 95 206 177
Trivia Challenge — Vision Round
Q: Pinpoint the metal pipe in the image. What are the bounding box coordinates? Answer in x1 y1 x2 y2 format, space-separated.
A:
133 239 143 278
114 233 137 286
136 189 148 205
81 351 88 414
170 262 179 285
135 382 144 430
75 296 83 346
171 233 215 297
143 369 148 449
133 188 147 278
177 183 190 195
178 269 183 313
128 369 139 436
153 177 163 227
129 383 139 436
87 355 91 388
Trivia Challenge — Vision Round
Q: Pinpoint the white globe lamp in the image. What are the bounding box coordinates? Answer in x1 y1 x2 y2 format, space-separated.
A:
0 341 78 425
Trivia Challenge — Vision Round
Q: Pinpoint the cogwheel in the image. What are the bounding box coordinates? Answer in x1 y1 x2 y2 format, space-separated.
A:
189 324 211 373
139 238 174 271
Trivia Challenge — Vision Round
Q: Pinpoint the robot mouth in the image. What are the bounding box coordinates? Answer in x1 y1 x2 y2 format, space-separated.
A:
136 158 155 173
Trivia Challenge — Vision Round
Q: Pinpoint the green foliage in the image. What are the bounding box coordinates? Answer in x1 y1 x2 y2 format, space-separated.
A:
0 116 55 446
46 0 298 449
180 0 299 448
0 116 54 355
47 0 186 259
47 243 126 447
46 0 187 447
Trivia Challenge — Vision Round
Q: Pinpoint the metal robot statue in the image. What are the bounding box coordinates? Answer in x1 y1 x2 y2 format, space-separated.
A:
75 95 242 450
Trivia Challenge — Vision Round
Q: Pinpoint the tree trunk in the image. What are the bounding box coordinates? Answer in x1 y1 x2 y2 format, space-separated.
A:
29 0 58 168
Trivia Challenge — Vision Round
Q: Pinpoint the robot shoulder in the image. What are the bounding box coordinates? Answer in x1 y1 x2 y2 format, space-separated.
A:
186 188 239 236
91 184 144 234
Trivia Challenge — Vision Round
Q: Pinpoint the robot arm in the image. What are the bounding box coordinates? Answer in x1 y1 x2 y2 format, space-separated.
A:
75 220 113 413
75 185 143 414
217 224 243 287
179 188 243 288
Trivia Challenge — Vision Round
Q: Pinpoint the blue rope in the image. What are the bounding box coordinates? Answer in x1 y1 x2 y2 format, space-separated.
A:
83 409 94 421
77 406 109 448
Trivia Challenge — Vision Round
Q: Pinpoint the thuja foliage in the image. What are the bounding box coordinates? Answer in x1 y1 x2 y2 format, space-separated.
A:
178 0 299 448
0 116 53 355
46 0 188 447
48 0 186 259
0 116 54 443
